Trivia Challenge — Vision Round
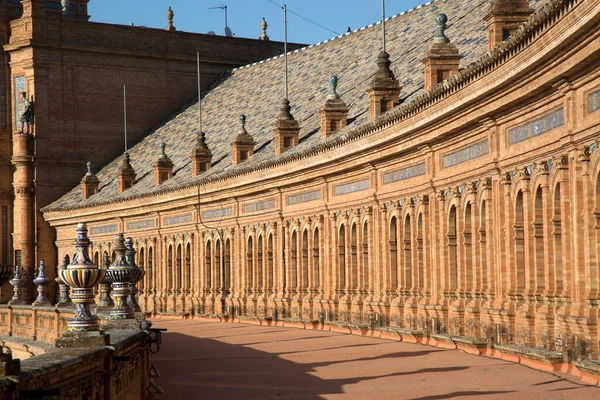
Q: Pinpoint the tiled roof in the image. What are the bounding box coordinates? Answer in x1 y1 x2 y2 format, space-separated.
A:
45 0 542 212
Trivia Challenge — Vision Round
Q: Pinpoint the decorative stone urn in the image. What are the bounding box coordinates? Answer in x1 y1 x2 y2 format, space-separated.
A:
125 237 145 313
105 234 135 319
32 260 51 306
55 257 73 307
59 223 106 332
98 253 114 308
8 266 26 305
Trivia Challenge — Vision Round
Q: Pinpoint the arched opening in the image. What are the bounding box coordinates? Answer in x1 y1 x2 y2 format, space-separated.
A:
417 214 424 292
350 223 358 291
63 254 70 266
534 187 546 294
515 191 525 293
167 245 173 291
448 206 458 292
257 236 264 291
290 231 297 290
479 204 487 292
301 230 309 291
389 217 398 290
185 243 191 291
247 237 254 291
404 215 412 291
224 239 231 291
93 251 99 267
362 222 369 292
139 248 145 292
338 225 346 291
215 240 221 289
313 228 320 291
148 247 153 291
176 244 182 291
553 183 563 295
267 234 274 292
464 203 473 292
205 241 212 291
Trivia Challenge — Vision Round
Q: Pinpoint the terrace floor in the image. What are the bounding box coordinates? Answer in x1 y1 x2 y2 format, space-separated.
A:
148 318 600 399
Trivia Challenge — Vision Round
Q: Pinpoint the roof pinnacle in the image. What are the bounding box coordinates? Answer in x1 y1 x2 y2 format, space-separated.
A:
434 14 450 44
260 18 269 41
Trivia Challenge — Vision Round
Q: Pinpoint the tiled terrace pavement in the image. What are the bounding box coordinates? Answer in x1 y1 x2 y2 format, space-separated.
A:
148 318 600 400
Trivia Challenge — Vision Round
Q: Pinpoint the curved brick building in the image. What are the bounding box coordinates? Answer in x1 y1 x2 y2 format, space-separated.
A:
43 0 600 380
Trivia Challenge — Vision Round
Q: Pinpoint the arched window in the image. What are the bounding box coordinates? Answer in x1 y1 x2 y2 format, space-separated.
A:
224 239 231 291
417 214 424 291
290 231 297 290
257 236 264 291
205 241 212 291
338 225 346 291
247 237 254 291
215 240 221 289
301 231 308 291
404 215 412 291
351 224 358 290
479 205 487 293
553 184 563 295
448 206 458 291
464 203 473 292
139 248 145 291
267 235 274 292
167 245 173 291
176 244 182 290
534 188 546 294
185 243 191 291
313 228 320 291
148 247 154 291
362 222 369 292
515 191 525 293
389 217 398 289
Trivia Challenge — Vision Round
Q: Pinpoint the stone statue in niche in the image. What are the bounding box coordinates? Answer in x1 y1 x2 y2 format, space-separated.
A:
19 91 34 134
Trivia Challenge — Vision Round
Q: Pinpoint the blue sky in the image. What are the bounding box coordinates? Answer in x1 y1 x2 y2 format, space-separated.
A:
89 1 429 45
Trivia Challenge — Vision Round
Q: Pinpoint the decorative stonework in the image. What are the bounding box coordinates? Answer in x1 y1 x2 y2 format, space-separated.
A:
127 220 155 230
508 108 564 145
334 179 370 196
442 140 488 168
243 199 275 214
90 225 118 235
202 207 232 220
588 89 600 114
164 214 192 226
383 163 426 184
287 190 322 205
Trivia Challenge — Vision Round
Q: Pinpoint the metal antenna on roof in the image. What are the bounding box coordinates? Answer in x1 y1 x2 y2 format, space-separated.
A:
382 0 386 53
123 85 128 154
197 52 202 133
284 4 289 101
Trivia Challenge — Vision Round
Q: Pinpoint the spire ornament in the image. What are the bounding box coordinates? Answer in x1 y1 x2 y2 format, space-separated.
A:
434 14 450 44
32 260 50 306
327 75 340 100
125 237 145 313
59 223 106 332
105 233 135 319
260 17 269 41
166 6 176 31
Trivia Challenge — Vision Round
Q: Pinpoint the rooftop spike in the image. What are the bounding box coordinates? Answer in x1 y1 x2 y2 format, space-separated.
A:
153 143 174 185
81 161 100 200
232 114 255 166
117 152 136 193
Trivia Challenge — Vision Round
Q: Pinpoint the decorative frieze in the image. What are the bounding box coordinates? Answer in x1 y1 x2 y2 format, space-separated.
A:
202 207 232 220
588 89 600 114
287 190 322 206
334 179 370 196
90 224 118 235
127 220 155 230
442 140 489 168
383 162 426 184
164 214 192 226
243 199 275 214
508 108 564 145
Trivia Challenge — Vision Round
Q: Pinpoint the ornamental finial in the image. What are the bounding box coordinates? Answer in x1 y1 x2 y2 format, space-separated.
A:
328 75 340 100
239 114 247 132
434 14 450 44
260 18 269 41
